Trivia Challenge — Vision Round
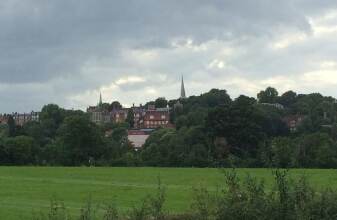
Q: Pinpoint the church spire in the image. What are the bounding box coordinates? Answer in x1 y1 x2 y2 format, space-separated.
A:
180 75 186 99
98 92 103 107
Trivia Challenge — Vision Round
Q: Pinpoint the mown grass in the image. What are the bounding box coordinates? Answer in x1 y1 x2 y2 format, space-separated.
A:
0 167 336 219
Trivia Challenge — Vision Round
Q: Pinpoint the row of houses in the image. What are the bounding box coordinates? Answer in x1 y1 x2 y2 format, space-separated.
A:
0 112 40 126
87 103 173 130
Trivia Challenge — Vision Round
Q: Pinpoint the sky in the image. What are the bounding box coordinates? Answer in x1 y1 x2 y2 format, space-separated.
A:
1 0 337 113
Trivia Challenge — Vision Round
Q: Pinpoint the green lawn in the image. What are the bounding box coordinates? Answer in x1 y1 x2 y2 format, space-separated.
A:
0 167 337 219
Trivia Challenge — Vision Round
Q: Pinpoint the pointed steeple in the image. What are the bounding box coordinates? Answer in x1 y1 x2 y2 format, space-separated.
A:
180 75 186 99
98 92 103 107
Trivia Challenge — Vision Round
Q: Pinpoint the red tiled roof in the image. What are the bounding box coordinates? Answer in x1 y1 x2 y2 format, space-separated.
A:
128 130 147 135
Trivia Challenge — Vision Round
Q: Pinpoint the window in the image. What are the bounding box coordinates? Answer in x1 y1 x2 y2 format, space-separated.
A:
150 115 154 119
161 115 166 119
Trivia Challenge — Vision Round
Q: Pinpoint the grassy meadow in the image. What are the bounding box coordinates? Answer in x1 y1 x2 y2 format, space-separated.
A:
0 167 337 219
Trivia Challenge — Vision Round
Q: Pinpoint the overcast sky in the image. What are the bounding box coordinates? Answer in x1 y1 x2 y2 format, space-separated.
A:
1 0 337 112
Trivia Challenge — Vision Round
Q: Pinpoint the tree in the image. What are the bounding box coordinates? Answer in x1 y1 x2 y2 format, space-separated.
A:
201 89 232 107
295 133 337 168
101 103 110 111
257 87 279 103
145 101 156 109
206 95 266 157
40 104 65 137
57 115 105 166
279 90 297 108
0 124 8 138
3 136 37 165
109 101 122 111
7 116 16 137
23 121 45 146
126 109 135 128
270 137 294 168
155 97 168 108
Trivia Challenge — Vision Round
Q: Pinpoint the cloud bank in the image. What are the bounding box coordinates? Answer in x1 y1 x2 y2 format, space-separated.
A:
0 0 337 112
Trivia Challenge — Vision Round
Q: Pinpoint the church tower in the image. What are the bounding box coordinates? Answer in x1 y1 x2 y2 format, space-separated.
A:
180 75 186 99
98 92 103 107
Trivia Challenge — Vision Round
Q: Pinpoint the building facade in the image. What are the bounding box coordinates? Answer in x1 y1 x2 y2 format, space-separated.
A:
87 100 172 129
0 111 40 126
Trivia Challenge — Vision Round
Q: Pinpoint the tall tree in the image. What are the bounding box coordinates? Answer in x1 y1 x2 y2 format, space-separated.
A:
155 97 168 108
126 108 135 128
7 116 16 137
206 95 266 157
57 115 105 166
40 104 65 137
257 87 279 103
279 90 297 108
109 101 122 111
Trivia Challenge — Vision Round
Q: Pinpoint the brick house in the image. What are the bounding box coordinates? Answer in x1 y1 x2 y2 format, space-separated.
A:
283 115 305 132
12 112 40 126
143 107 170 129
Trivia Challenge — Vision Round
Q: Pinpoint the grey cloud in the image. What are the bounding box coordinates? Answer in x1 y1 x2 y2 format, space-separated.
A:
0 0 336 112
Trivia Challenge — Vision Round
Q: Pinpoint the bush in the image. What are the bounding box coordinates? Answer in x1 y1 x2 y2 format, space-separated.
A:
190 169 337 220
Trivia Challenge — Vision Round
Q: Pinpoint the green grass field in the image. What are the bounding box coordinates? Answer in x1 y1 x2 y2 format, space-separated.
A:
0 167 337 219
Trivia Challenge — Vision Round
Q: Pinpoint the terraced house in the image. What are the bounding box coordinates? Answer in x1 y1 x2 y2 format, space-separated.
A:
87 76 186 129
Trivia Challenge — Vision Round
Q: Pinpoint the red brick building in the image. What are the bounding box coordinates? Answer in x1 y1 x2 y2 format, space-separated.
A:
87 95 172 129
143 108 170 129
283 115 305 132
0 112 40 126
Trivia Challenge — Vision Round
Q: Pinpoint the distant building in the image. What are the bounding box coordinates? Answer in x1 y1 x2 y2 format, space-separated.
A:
111 108 128 123
260 103 285 110
132 105 147 128
0 114 8 125
87 94 173 129
0 111 40 126
283 115 305 132
12 112 39 126
143 106 170 129
87 81 183 149
86 93 111 124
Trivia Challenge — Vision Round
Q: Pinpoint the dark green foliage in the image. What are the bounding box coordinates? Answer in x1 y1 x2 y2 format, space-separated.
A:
40 104 65 138
7 115 16 137
294 132 337 168
141 127 210 167
191 169 337 220
155 97 168 108
0 136 38 165
3 86 337 168
206 95 266 157
109 101 122 111
126 109 135 128
278 90 297 108
257 87 279 103
56 115 105 166
270 137 295 168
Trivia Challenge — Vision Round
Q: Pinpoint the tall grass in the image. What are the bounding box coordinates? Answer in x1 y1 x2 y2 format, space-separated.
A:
32 170 337 220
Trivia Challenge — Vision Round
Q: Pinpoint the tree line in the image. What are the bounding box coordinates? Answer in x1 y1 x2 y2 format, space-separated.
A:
1 87 337 167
